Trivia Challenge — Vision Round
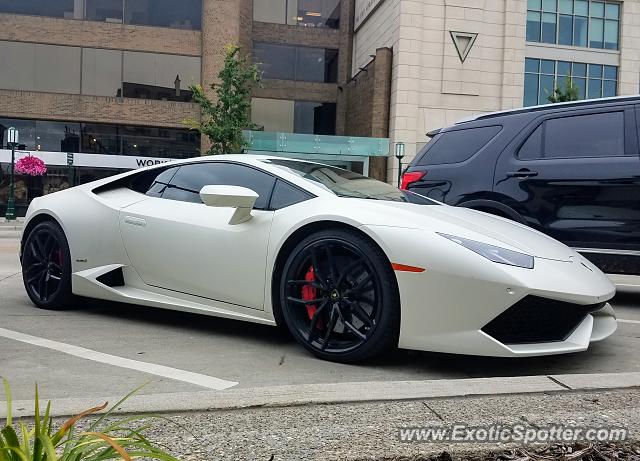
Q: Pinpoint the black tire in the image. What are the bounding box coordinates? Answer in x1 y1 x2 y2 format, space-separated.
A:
21 221 76 310
279 229 400 363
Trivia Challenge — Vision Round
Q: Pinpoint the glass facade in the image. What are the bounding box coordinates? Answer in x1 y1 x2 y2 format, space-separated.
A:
526 0 620 49
253 0 340 29
253 42 338 83
0 118 200 158
251 98 336 135
524 58 618 106
0 41 200 101
0 0 202 30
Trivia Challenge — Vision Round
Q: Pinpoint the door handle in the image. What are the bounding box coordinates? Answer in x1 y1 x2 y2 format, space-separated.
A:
124 216 146 227
506 169 539 179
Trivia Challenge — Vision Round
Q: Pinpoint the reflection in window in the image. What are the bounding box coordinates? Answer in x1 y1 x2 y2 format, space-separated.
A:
0 117 200 158
523 57 617 106
251 98 336 135
125 0 201 30
81 48 122 97
253 0 340 29
0 41 81 95
85 0 123 22
0 0 74 17
122 51 201 102
35 121 81 152
526 0 620 50
253 42 338 83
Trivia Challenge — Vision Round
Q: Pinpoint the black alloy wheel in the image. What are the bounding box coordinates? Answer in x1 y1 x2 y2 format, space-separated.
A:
280 229 400 362
22 221 75 309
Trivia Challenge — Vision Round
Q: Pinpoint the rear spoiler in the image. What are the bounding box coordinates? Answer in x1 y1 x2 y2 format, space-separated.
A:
426 128 441 138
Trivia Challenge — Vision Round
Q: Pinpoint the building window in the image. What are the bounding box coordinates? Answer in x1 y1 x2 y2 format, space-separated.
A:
524 57 617 106
251 98 336 134
253 42 338 83
253 0 340 29
0 0 201 30
122 51 201 101
124 0 201 29
0 41 81 94
0 41 201 101
0 0 74 18
0 118 200 158
526 0 620 50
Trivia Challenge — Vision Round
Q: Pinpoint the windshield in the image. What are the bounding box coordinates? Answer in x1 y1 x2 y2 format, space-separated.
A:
264 158 439 205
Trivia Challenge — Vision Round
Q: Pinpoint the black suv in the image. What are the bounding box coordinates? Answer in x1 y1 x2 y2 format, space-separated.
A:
402 96 640 279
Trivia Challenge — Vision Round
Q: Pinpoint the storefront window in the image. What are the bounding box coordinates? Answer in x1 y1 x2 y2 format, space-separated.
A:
120 125 200 158
294 101 336 134
35 121 81 152
125 0 201 29
81 123 120 155
0 119 36 150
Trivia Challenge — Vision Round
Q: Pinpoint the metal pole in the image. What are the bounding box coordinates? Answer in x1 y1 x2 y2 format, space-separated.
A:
397 158 402 188
5 143 15 220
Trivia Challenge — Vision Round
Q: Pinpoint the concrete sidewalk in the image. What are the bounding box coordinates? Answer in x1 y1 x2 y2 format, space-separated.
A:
79 387 640 461
2 374 639 460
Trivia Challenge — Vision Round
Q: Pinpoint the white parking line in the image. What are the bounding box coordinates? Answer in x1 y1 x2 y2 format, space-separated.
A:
0 327 238 390
618 319 640 325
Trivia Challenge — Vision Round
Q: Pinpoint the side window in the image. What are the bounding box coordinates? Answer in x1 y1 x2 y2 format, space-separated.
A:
269 180 313 209
518 111 626 160
129 166 179 197
161 162 276 209
417 125 501 166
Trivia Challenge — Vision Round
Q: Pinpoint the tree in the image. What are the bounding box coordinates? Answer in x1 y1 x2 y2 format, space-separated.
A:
547 74 580 104
187 44 260 155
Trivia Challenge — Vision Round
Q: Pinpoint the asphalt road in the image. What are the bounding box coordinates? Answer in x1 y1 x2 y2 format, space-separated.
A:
1 237 639 401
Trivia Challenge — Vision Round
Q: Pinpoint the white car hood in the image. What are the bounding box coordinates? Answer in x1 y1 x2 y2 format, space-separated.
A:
357 200 575 262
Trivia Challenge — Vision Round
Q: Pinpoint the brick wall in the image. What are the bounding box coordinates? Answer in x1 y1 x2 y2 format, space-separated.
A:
0 90 199 127
341 47 392 180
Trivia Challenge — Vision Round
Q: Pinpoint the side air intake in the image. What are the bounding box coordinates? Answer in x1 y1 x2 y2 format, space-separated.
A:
96 267 125 287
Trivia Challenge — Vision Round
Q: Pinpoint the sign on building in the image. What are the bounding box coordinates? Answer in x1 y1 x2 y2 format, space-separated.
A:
354 0 386 31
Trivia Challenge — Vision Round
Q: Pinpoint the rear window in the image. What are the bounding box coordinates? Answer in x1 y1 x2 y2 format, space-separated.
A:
416 125 501 166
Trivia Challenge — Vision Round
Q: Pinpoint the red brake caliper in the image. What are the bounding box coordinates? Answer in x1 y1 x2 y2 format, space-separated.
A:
302 265 317 320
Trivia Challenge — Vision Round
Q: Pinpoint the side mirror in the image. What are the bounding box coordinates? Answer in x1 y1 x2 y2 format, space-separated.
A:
199 185 259 225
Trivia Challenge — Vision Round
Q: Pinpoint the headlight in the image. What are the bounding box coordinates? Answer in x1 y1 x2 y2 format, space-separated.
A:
438 233 534 269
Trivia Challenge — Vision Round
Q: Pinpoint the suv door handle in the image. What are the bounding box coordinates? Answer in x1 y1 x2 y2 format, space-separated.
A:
506 169 539 179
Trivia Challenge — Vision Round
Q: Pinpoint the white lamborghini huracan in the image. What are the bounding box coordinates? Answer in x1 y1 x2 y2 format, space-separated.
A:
20 155 616 362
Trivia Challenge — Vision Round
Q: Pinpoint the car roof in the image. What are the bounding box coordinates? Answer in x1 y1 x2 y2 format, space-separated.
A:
454 95 640 125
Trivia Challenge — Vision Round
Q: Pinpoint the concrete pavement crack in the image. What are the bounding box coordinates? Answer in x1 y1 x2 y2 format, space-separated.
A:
547 375 573 390
422 401 444 422
0 272 20 283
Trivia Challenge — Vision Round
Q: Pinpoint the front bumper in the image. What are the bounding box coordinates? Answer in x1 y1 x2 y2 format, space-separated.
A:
364 226 616 357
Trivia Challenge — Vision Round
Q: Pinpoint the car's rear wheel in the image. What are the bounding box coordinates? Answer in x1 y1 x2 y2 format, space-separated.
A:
279 229 400 362
22 221 75 310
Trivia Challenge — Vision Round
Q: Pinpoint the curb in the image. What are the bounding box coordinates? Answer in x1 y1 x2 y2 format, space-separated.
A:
2 372 639 419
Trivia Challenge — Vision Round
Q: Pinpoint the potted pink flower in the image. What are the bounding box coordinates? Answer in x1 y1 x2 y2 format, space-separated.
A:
15 155 47 176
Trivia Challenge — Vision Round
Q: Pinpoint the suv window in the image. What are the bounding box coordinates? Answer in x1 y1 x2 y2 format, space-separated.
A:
518 111 626 160
160 162 276 209
417 126 501 165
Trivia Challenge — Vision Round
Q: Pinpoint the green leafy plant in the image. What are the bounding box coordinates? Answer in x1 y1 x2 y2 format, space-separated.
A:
0 379 179 461
547 74 581 103
187 44 261 155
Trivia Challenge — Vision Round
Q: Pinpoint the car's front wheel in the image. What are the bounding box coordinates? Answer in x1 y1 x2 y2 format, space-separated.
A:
22 221 75 310
280 229 400 363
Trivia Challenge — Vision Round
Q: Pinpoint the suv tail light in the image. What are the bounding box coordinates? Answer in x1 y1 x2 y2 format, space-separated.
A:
400 171 426 190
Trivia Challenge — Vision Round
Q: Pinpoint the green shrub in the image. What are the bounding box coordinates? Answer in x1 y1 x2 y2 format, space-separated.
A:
0 379 179 461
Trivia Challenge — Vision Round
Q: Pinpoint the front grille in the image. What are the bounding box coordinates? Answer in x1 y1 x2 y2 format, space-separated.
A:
482 296 605 344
